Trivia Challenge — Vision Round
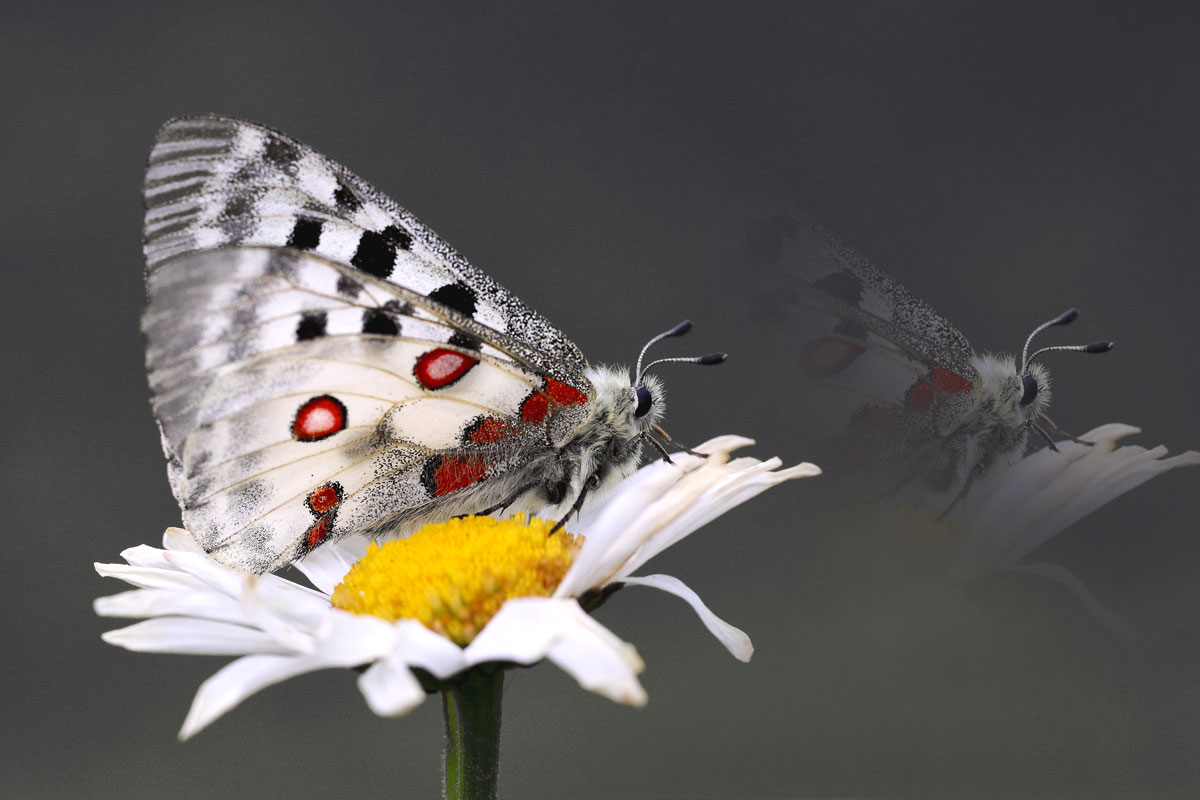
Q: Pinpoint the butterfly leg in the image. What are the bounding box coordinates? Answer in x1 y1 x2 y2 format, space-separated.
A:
650 423 708 458
1021 418 1060 452
936 463 985 521
1037 412 1094 446
634 430 674 464
459 480 543 519
549 473 602 535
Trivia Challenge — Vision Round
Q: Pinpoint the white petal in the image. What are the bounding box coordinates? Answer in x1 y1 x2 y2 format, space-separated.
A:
616 456 819 580
465 598 646 705
357 655 428 717
559 437 817 597
163 526 205 554
952 425 1200 579
621 574 754 661
310 610 400 664
163 549 253 597
94 588 249 625
238 576 321 654
179 653 326 740
94 561 213 592
388 620 468 680
562 457 700 592
1004 562 1137 646
293 535 369 595
101 617 288 655
117 543 179 569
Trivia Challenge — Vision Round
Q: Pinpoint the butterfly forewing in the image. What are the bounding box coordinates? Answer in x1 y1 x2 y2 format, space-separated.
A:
142 117 595 573
144 115 589 386
749 217 982 482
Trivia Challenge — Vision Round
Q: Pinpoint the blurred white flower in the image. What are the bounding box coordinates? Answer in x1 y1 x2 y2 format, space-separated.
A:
947 423 1200 641
95 435 819 739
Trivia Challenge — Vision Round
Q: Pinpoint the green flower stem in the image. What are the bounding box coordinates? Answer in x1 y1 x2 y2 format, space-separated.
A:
442 667 505 800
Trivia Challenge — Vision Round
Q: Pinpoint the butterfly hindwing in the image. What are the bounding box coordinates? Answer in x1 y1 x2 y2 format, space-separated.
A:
143 117 595 573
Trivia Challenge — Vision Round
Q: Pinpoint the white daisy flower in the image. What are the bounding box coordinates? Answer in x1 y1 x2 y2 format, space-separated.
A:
816 424 1196 644
95 435 819 740
950 423 1200 579
944 423 1200 641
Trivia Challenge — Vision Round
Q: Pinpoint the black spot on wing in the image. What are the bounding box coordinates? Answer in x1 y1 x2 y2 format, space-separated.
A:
419 456 443 497
380 224 413 251
814 271 863 305
449 331 482 351
287 218 322 250
297 311 328 341
815 271 868 339
221 192 254 221
382 299 414 316
336 275 363 299
351 230 398 278
362 308 400 336
219 192 257 241
333 181 361 213
428 281 478 318
264 136 302 170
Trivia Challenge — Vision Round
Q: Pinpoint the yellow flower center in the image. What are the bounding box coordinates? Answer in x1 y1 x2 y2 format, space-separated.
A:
331 514 582 645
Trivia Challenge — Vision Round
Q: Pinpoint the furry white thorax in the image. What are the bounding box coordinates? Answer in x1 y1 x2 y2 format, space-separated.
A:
953 352 1052 477
494 365 667 523
574 364 666 482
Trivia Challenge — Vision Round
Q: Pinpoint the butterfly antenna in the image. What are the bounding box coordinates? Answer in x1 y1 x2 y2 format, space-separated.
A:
1023 341 1113 374
634 320 693 384
1019 308 1078 374
637 353 727 386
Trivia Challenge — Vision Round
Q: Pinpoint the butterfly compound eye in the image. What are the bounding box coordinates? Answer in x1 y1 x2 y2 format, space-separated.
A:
634 386 653 418
1019 374 1040 407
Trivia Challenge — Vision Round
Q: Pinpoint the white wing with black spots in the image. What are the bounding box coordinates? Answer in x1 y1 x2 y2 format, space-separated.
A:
144 115 588 386
141 118 636 574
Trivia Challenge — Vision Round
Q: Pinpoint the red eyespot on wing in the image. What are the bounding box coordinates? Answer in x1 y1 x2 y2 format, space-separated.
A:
306 482 343 515
414 348 478 389
521 392 550 424
304 516 333 549
906 380 937 412
468 416 512 444
520 378 589 425
426 455 489 497
800 336 867 377
545 377 588 407
931 366 973 395
293 395 348 441
906 367 974 412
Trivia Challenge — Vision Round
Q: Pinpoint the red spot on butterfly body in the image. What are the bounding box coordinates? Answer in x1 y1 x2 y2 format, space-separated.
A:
906 366 974 412
293 395 348 441
430 455 488 496
414 348 478 389
800 336 867 377
520 378 589 424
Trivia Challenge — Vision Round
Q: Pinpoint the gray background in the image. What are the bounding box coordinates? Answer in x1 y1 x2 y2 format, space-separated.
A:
4 2 1200 798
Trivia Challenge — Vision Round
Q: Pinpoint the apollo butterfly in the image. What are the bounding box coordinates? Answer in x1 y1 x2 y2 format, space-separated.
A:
143 117 722 573
745 215 1112 506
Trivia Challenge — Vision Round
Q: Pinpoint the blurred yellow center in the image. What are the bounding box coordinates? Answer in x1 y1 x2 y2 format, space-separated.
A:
331 514 582 645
